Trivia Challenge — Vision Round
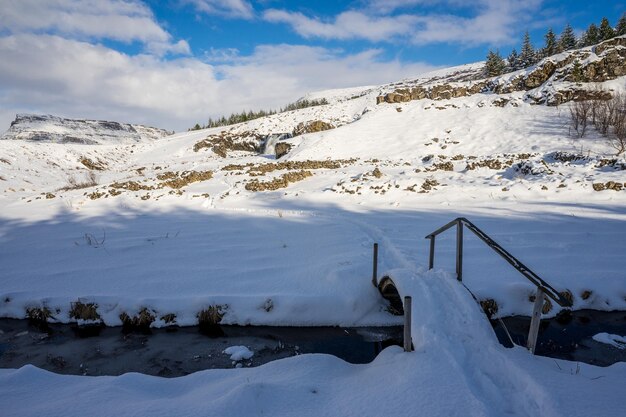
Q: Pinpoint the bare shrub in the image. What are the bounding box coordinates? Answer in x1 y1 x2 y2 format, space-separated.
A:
59 171 98 191
593 99 616 135
608 93 626 154
570 92 626 155
569 100 592 138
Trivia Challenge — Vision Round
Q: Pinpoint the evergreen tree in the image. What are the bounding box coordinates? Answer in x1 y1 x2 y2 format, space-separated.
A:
599 17 615 40
542 28 558 57
507 48 520 71
558 24 577 51
519 31 537 68
571 60 584 82
581 23 600 46
484 50 506 77
617 13 626 36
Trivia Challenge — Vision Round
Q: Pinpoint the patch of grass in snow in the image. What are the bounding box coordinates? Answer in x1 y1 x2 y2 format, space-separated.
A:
197 305 226 335
245 170 313 191
479 299 499 319
26 306 54 327
559 290 574 306
160 313 177 325
69 301 101 322
197 305 225 325
120 308 156 331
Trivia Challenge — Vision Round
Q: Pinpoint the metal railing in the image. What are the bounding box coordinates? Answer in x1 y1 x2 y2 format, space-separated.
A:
425 217 572 353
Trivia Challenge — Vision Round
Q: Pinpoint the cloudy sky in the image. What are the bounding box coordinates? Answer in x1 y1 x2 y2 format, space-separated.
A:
0 0 623 131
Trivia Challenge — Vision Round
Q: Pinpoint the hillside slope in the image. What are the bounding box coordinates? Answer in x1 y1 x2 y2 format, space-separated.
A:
1 34 626 417
0 36 625 324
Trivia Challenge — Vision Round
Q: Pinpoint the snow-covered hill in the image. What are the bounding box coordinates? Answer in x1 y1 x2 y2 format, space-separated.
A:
1 114 171 145
1 34 626 417
0 36 625 324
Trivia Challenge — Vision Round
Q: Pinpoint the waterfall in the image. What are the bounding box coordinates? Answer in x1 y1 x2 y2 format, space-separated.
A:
263 134 280 155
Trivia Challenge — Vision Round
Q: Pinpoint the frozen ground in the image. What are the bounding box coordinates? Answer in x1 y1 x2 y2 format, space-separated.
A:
1 43 626 415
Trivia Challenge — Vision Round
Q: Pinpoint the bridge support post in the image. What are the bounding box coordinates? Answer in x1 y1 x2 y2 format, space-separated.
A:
403 296 413 352
428 236 435 269
527 287 545 354
456 221 463 281
372 243 378 287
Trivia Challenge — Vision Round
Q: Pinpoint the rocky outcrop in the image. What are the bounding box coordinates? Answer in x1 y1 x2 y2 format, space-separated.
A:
292 120 334 136
1 114 170 144
581 49 626 81
376 81 490 104
376 36 626 107
549 88 613 106
275 142 292 159
594 36 626 55
524 61 557 89
193 130 262 157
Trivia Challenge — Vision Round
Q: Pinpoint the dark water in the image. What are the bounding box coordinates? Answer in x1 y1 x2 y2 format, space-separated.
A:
0 320 402 377
492 309 626 366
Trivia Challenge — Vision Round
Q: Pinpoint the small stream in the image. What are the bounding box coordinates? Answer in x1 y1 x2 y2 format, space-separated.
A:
0 320 402 377
2 309 624 377
493 309 626 366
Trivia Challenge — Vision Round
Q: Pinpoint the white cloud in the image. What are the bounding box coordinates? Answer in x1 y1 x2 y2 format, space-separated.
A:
0 35 436 132
0 0 188 56
183 0 254 19
263 9 417 42
265 0 545 46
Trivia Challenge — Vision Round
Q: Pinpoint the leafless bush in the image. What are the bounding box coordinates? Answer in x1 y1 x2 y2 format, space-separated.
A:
59 171 98 191
569 100 592 138
570 91 626 155
593 99 616 135
608 93 626 154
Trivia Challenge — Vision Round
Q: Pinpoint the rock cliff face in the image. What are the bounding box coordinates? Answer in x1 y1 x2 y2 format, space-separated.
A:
292 120 334 136
1 114 171 144
376 35 626 107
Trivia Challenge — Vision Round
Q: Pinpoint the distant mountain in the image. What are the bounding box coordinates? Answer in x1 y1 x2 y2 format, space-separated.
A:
1 114 171 145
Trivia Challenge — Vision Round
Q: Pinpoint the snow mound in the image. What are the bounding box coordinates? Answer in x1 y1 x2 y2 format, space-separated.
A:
592 333 626 349
223 346 254 361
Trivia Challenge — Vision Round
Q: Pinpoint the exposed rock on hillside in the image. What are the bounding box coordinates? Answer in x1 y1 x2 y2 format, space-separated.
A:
292 120 334 136
1 114 170 144
275 142 292 159
194 130 263 157
376 36 626 107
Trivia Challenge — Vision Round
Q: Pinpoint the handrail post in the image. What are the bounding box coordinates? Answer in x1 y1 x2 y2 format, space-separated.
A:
403 296 413 352
456 220 463 281
527 287 545 354
428 236 435 269
372 243 378 287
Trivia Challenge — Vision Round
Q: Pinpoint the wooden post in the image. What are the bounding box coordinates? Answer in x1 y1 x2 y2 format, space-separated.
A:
403 296 412 352
372 243 378 288
428 237 435 269
456 221 463 281
527 287 545 354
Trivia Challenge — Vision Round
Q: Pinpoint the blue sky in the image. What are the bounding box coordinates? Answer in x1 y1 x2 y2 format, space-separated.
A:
0 0 624 131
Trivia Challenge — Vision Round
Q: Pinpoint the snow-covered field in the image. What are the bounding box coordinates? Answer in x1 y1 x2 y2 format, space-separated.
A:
1 45 626 415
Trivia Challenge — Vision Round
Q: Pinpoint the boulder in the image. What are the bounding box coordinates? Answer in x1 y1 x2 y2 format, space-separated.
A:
292 120 334 136
275 142 292 159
